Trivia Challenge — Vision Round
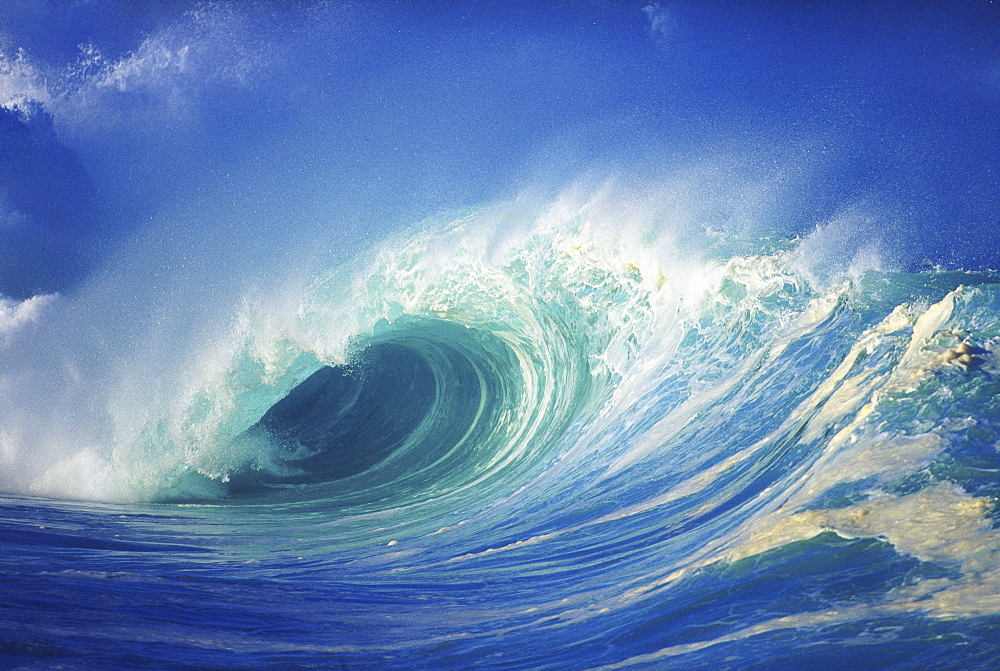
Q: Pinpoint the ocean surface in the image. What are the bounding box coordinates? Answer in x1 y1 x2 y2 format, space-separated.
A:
3 2 1000 669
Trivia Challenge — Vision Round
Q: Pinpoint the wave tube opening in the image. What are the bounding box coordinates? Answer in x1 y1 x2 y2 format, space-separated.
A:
177 316 570 511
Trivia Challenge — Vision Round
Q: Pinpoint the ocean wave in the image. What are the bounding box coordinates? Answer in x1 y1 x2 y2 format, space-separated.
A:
4 3 1000 667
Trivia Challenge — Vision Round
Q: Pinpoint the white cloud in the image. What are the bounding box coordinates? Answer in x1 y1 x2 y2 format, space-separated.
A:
0 293 57 345
642 2 678 47
0 47 53 111
1 4 271 137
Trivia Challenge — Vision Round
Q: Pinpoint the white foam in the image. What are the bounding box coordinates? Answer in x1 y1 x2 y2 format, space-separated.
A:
30 447 119 502
591 481 1000 668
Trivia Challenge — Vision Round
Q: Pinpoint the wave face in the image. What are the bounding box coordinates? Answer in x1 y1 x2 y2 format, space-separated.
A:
3 2 1000 669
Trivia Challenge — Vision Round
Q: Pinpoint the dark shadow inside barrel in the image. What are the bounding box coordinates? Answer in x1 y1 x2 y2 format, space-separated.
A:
226 342 437 494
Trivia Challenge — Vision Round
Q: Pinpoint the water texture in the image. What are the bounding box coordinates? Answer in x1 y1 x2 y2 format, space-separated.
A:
2 2 1000 669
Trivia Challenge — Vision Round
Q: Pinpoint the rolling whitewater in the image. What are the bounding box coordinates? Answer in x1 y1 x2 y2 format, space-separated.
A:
3 2 1000 669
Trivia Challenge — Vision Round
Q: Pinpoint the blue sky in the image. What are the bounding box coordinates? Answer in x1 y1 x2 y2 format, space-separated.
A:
1 1 998 298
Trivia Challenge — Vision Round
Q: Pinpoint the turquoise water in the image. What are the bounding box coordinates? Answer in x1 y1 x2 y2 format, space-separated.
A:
4 204 1000 668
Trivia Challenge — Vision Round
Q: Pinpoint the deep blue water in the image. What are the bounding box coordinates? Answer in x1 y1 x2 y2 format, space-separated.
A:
3 2 1000 669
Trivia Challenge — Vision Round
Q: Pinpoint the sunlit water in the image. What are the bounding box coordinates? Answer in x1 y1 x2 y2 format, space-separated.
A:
2 3 1000 669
